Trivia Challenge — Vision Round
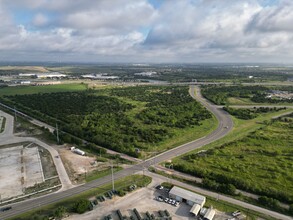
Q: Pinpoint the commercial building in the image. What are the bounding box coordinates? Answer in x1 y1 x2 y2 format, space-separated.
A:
169 186 206 207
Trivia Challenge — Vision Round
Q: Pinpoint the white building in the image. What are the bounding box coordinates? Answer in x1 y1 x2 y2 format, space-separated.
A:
190 203 201 216
204 208 215 220
169 186 206 207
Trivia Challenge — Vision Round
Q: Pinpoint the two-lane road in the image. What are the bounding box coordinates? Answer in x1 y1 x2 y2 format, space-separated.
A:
1 86 291 220
0 85 234 219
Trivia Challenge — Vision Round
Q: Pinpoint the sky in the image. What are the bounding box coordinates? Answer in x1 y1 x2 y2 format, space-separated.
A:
0 0 293 63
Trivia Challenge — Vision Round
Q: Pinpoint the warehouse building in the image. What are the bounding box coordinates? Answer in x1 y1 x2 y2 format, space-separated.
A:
204 208 215 220
169 186 206 207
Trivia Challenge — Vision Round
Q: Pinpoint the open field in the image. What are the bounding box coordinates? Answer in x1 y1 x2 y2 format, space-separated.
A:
0 83 87 96
173 112 293 205
0 66 48 72
0 145 44 200
0 85 217 157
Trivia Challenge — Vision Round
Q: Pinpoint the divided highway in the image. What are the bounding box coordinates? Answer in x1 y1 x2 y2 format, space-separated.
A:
1 86 291 220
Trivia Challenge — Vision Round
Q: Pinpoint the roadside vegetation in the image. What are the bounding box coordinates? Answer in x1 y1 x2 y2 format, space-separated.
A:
0 116 5 133
223 106 287 120
201 85 293 105
0 86 216 157
172 113 293 214
10 175 152 220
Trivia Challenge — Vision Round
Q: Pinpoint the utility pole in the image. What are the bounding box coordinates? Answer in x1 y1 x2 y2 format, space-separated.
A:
14 106 17 122
111 161 115 191
56 123 59 144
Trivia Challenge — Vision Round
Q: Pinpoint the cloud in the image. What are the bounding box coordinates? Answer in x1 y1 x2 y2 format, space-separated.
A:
0 0 293 63
247 0 293 32
32 13 49 27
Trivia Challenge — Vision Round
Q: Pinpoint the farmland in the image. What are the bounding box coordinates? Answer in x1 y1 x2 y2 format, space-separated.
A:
172 114 293 205
0 83 87 96
0 85 216 157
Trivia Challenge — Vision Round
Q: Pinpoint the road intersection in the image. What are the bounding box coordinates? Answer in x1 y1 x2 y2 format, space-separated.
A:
0 86 292 220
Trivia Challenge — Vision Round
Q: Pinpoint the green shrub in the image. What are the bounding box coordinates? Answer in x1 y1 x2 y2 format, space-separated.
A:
72 199 91 214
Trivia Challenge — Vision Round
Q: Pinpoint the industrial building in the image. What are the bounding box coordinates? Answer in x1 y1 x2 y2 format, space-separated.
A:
204 208 215 220
169 186 206 207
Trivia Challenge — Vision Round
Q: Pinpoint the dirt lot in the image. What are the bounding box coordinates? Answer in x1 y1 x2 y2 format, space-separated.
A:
58 146 104 183
65 178 232 220
0 145 44 200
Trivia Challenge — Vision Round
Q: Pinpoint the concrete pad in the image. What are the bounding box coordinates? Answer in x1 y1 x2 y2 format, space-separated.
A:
23 147 44 188
0 146 23 200
0 145 44 200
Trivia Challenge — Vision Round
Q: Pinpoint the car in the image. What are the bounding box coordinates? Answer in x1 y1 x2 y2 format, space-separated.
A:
175 201 180 207
156 185 164 190
172 200 176 205
232 210 241 217
1 206 12 212
157 196 164 202
224 126 229 129
165 198 169 203
168 199 173 204
107 214 113 220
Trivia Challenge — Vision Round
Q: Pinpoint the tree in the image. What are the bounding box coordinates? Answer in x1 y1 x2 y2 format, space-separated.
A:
258 196 280 209
72 199 91 214
54 206 67 219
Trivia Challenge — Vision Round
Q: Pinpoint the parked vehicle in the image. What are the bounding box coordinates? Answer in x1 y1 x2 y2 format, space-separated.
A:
156 185 164 190
232 210 241 217
0 206 12 212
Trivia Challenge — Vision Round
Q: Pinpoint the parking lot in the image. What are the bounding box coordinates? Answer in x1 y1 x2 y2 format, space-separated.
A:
66 180 233 220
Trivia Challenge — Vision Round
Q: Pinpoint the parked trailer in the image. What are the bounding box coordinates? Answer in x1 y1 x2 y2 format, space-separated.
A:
71 147 85 156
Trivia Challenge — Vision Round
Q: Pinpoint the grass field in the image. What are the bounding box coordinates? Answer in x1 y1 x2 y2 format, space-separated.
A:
0 83 87 96
173 109 293 205
0 66 48 72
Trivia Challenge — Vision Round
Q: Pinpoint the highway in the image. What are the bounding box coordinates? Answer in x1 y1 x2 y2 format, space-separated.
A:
0 86 291 220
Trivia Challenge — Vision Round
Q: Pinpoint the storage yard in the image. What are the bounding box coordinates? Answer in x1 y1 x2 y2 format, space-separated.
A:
66 184 236 220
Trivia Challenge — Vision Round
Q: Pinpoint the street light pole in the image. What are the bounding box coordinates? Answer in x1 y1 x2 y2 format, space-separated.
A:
111 161 115 191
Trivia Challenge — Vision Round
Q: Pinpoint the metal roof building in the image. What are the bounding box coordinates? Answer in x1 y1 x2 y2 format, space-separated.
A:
169 186 206 207
190 204 201 216
204 208 215 220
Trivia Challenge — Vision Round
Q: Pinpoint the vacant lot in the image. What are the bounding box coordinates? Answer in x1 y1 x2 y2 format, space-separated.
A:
173 116 293 204
0 145 44 200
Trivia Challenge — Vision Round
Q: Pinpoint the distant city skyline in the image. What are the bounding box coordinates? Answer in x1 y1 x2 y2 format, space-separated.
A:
0 0 293 63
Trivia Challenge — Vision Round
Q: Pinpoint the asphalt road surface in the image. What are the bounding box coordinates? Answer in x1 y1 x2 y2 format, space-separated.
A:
0 86 291 220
